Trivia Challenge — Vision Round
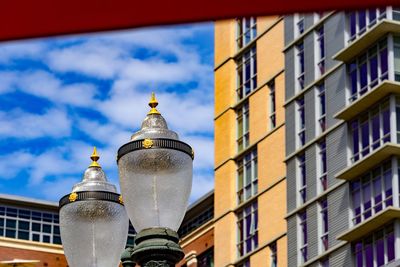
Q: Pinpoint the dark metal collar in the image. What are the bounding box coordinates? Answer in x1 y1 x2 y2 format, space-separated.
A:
117 138 194 162
59 191 124 208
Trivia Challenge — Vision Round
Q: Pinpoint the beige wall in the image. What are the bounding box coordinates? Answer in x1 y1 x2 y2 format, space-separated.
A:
214 16 287 267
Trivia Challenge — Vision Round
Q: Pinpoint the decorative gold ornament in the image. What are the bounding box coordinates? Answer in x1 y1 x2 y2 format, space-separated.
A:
148 92 161 115
191 149 195 159
119 195 124 204
69 192 78 202
142 138 154 149
89 147 101 168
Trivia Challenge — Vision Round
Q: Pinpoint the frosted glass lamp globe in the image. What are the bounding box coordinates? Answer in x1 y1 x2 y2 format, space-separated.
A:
117 93 193 233
59 148 129 267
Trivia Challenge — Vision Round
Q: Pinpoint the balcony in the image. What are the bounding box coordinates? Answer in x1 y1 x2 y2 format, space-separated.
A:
335 81 400 120
336 143 400 181
337 207 400 241
334 19 400 62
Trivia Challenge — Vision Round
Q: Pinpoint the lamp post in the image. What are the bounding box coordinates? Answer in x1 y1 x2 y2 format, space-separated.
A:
59 148 129 267
118 93 194 267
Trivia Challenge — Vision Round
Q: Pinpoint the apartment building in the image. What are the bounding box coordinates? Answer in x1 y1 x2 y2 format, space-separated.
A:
284 8 400 267
214 16 287 266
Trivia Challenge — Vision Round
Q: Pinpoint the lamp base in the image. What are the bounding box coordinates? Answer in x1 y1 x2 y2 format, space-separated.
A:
121 228 184 267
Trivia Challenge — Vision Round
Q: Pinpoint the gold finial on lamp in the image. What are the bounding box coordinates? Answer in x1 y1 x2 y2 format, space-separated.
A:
89 147 101 168
148 92 161 115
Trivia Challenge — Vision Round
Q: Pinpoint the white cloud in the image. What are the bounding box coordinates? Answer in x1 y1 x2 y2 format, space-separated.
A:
0 152 34 179
39 177 80 200
0 109 71 139
0 41 46 63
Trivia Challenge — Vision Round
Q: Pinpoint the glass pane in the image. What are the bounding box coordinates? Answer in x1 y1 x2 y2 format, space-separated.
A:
43 224 52 233
18 231 29 240
5 229 15 238
387 230 395 261
18 221 29 230
32 223 40 232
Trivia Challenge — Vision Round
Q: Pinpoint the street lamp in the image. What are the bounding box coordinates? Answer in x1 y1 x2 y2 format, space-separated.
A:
118 93 194 267
59 148 129 267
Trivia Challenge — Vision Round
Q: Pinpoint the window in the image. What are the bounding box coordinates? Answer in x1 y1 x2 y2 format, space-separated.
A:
348 9 387 42
236 17 257 49
237 201 258 257
268 80 276 130
350 100 390 163
319 199 329 252
299 211 308 263
296 42 305 90
316 26 325 77
270 242 277 267
197 248 214 267
353 224 395 267
0 206 61 245
236 46 257 100
178 205 213 237
394 8 400 21
394 36 400 82
318 140 327 193
348 39 388 102
350 161 393 225
298 153 306 204
237 150 258 204
294 14 305 37
237 102 250 152
317 83 326 134
297 97 305 147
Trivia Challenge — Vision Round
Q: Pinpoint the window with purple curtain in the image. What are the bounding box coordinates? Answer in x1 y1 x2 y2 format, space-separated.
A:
387 227 395 262
299 211 307 263
358 11 367 33
368 9 377 25
360 117 370 157
350 161 393 225
376 231 385 267
354 241 363 267
347 39 388 102
359 57 368 95
384 165 393 206
320 199 329 251
349 12 357 40
369 50 378 87
297 97 305 146
298 153 306 203
351 120 360 162
353 225 395 267
237 201 258 257
365 237 374 267
297 42 305 90
319 140 327 192
380 43 388 80
351 181 362 224
349 62 358 102
362 177 372 220
351 100 392 163
382 105 390 143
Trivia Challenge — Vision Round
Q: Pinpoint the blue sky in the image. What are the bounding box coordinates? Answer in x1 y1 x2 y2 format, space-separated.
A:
0 22 214 203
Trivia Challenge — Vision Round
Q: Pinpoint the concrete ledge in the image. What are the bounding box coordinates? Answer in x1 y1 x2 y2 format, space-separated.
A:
336 144 400 181
333 19 400 62
337 207 400 241
335 81 400 121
